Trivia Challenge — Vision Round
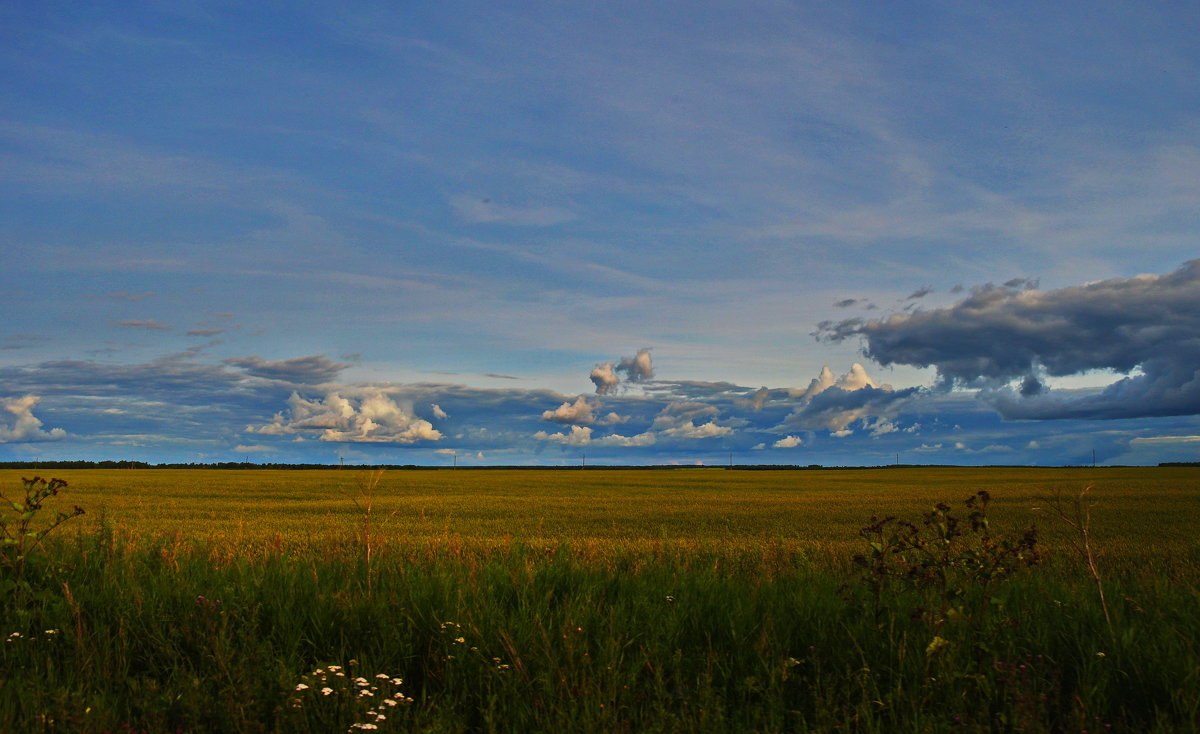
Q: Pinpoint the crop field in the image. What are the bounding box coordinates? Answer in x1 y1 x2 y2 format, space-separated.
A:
2 467 1199 732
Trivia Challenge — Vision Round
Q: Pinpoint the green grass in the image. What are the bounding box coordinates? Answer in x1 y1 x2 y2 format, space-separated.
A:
2 468 1199 732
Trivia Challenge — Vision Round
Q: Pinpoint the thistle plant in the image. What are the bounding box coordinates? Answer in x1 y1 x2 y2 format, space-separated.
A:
852 491 1041 638
0 477 84 579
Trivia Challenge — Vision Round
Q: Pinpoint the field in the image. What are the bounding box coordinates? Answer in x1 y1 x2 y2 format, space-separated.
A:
2 467 1199 732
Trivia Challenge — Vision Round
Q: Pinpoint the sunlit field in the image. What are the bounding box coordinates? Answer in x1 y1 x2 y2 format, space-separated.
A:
9 466 1200 564
3 467 1198 732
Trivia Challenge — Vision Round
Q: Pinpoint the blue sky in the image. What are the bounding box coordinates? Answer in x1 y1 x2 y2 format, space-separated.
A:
3 1 1199 466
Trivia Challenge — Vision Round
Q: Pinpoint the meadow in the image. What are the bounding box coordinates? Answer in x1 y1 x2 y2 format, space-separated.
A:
2 467 1198 732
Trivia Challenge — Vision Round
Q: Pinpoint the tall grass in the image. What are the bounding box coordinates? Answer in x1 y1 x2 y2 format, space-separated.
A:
1 468 1198 732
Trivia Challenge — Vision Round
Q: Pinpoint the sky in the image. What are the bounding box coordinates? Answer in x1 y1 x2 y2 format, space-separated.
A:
2 1 1199 466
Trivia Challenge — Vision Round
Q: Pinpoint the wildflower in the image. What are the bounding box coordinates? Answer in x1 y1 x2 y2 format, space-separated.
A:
390 678 403 685
358 690 374 698
295 683 310 691
327 665 342 672
44 629 59 635
1096 652 1106 659
355 677 369 686
665 595 675 603
375 673 390 680
321 687 333 696
313 668 325 675
454 636 466 644
383 699 398 707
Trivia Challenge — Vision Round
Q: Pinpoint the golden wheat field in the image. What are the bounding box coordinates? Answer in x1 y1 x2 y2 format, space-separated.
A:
8 466 1198 569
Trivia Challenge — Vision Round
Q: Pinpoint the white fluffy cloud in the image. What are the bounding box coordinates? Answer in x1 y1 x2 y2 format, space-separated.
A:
590 348 655 394
661 420 732 439
533 425 657 447
533 425 593 445
248 389 443 443
773 435 803 448
783 364 916 433
590 363 620 395
0 395 66 442
541 396 596 424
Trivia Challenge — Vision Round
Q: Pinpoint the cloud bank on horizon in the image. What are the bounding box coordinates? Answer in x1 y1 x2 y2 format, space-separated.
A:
2 2 1199 465
2 258 1200 466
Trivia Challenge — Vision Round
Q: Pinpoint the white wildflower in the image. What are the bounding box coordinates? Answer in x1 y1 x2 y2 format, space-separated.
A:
295 683 310 691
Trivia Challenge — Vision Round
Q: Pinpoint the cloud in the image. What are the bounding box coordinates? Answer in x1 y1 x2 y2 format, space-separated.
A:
233 444 275 453
594 431 657 447
773 435 803 448
224 354 349 384
661 420 732 439
0 335 43 351
616 348 654 382
533 425 593 446
1128 434 1200 446
187 328 225 337
818 259 1200 420
248 389 443 443
783 363 919 433
541 395 596 424
651 401 720 430
590 349 654 394
118 319 170 330
590 362 619 395
0 395 66 442
906 287 933 300
431 403 449 419
107 291 155 301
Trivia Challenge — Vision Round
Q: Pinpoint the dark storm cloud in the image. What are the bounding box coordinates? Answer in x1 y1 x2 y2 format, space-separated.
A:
817 259 1200 419
223 354 349 384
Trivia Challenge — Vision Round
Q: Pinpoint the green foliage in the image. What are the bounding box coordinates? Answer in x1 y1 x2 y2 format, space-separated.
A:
0 476 84 578
0 470 1198 731
853 491 1041 607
